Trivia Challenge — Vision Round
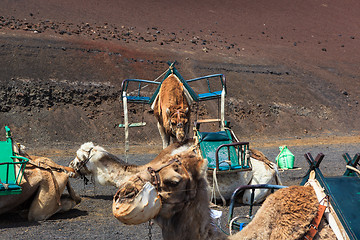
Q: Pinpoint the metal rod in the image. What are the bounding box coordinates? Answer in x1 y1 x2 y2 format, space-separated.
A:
122 91 129 162
221 88 225 130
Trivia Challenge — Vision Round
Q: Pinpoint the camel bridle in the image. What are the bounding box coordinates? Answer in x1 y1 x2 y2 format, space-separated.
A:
72 148 94 184
146 156 196 205
147 157 182 191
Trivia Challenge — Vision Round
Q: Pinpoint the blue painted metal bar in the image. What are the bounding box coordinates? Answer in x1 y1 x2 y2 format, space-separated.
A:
120 79 160 103
187 74 226 101
120 63 227 104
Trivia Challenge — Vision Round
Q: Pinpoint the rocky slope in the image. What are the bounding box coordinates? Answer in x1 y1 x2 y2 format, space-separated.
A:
1 0 359 148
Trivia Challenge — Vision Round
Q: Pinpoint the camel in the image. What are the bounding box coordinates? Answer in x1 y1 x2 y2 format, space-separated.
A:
208 148 282 204
153 73 191 149
68 142 143 188
0 146 81 221
70 141 279 205
68 141 194 188
242 149 282 204
112 148 336 240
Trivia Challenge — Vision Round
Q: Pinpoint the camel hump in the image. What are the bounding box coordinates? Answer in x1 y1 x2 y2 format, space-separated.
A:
250 148 273 167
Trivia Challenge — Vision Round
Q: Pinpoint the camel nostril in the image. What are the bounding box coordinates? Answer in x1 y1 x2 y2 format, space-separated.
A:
120 183 139 199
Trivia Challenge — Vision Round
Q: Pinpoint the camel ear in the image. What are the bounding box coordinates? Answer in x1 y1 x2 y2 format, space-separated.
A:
198 158 208 178
166 108 171 116
82 142 95 152
184 156 208 180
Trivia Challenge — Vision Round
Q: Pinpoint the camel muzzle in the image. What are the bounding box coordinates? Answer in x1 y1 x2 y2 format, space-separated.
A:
113 181 161 225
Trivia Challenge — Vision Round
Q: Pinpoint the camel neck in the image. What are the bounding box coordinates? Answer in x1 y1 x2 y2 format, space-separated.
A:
155 179 227 240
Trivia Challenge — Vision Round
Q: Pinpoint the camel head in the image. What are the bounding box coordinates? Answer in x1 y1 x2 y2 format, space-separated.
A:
166 105 190 143
112 148 207 225
69 142 97 177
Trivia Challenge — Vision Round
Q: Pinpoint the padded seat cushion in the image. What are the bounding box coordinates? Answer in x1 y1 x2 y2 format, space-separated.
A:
198 131 230 142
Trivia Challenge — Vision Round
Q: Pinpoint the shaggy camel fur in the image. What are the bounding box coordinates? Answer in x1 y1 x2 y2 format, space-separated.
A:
0 153 81 221
153 73 191 149
231 186 336 240
113 148 335 240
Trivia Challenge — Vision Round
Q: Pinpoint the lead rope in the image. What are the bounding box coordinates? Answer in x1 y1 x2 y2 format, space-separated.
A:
211 168 226 206
148 220 153 240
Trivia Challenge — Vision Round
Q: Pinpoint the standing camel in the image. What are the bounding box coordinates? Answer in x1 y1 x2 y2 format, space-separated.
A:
153 73 191 149
112 148 336 240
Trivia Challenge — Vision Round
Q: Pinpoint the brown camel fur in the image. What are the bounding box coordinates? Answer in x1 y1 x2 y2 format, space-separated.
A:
0 153 81 221
113 149 336 240
153 73 190 149
231 186 335 240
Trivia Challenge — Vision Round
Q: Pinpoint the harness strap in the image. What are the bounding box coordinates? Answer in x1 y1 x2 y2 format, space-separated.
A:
26 159 73 174
147 158 181 190
26 159 62 206
303 204 327 240
75 148 94 172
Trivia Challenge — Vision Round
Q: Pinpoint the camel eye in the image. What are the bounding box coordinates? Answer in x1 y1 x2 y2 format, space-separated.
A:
164 178 181 188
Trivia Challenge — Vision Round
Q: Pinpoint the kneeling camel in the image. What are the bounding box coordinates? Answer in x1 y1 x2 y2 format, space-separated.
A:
0 148 81 221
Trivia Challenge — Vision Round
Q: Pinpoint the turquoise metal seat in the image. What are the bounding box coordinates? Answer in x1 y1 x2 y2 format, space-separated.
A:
0 126 29 195
197 91 223 101
302 153 360 240
196 125 250 172
324 176 360 239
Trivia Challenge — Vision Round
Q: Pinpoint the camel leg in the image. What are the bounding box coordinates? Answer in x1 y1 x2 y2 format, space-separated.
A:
66 180 81 204
51 173 80 213
158 122 170 148
58 195 78 213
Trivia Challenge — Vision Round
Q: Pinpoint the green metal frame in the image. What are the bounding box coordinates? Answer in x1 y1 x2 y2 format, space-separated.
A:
118 61 228 158
120 79 160 104
0 126 29 195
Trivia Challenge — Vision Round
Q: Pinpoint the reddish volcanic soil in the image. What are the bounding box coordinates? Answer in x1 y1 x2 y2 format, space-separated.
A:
0 0 360 147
